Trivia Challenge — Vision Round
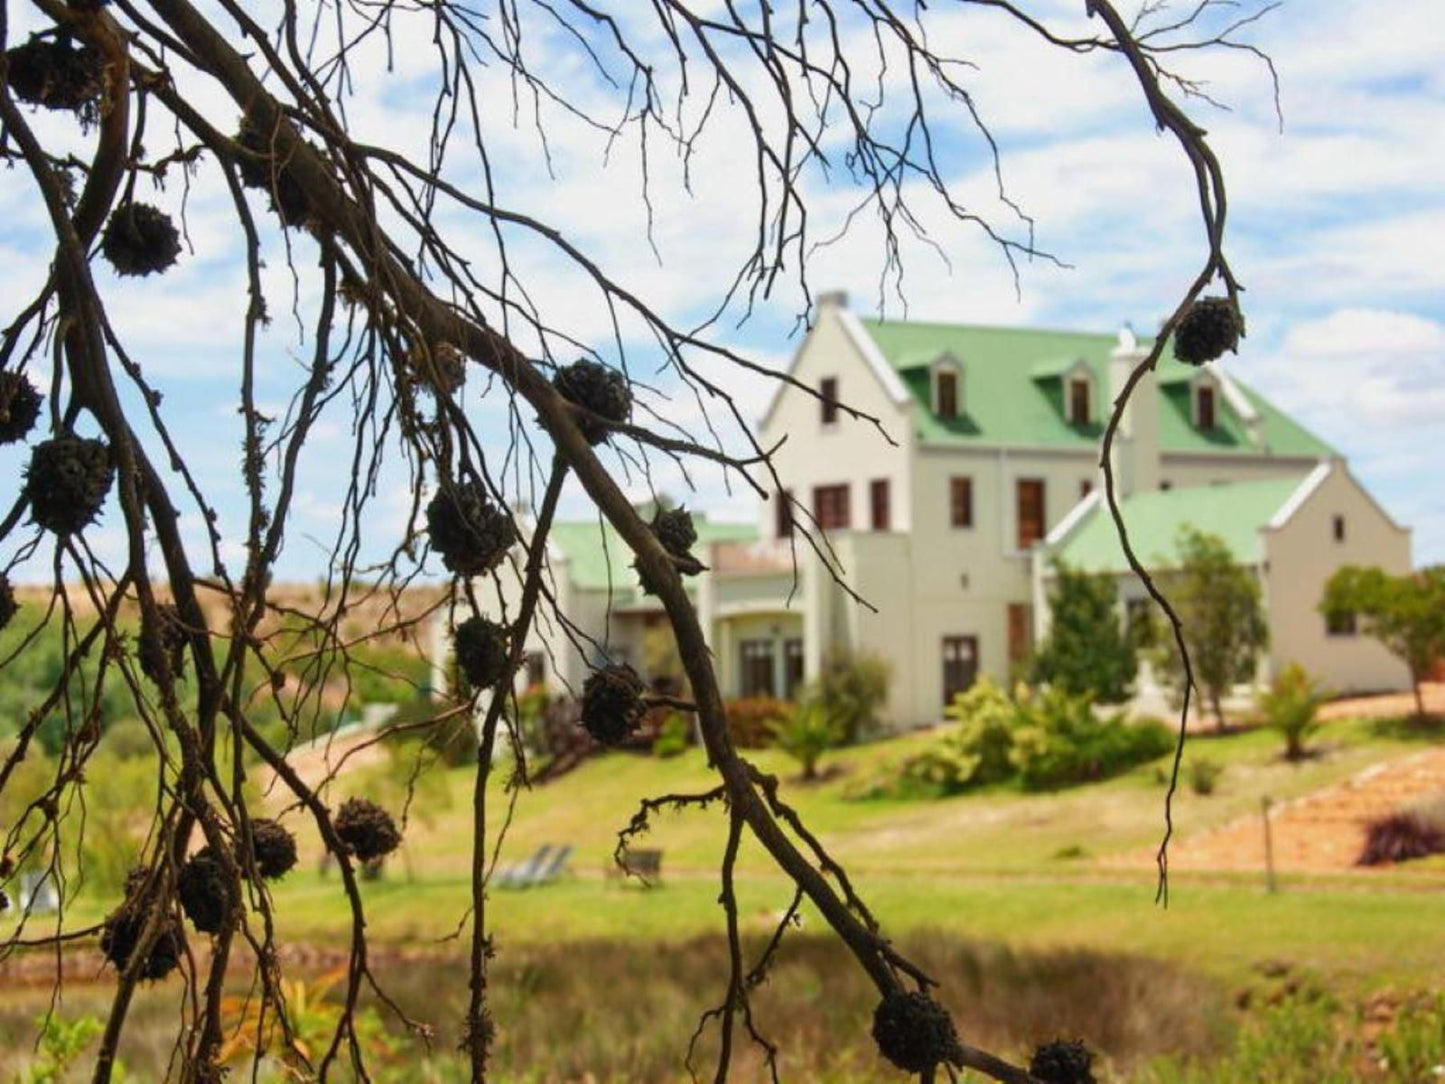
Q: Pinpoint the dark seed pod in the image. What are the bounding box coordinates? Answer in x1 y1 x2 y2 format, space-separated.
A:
4 34 103 118
1173 296 1244 366
234 120 311 227
138 603 188 684
26 436 114 536
653 506 697 558
0 371 43 444
580 663 646 746
177 848 232 935
871 990 959 1075
454 615 509 689
1029 1039 1096 1084
334 797 402 862
101 203 182 277
0 576 16 632
552 359 632 444
244 818 299 880
100 875 185 981
425 481 517 577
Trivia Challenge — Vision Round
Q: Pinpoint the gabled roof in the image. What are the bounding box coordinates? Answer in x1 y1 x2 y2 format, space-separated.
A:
858 318 1336 458
1046 474 1311 574
549 513 758 598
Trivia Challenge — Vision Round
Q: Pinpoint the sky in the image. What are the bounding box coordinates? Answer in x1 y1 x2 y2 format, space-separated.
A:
1 0 1441 583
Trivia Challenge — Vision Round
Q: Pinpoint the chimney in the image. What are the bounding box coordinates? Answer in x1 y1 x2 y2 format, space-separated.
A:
1108 326 1159 496
815 289 849 313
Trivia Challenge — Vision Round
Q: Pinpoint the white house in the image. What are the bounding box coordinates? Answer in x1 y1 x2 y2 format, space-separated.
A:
451 293 1413 728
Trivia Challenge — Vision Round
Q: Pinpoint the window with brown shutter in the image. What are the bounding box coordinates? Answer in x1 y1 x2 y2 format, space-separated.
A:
1197 384 1216 429
1016 478 1045 550
820 377 839 424
950 476 973 529
941 636 978 705
1069 377 1091 424
936 370 959 419
776 488 794 539
870 478 890 531
812 484 850 530
1007 604 1033 666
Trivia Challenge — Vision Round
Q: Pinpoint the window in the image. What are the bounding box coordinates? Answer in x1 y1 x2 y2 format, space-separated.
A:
776 488 794 539
870 478 890 531
1007 604 1033 667
812 484 850 530
524 651 546 688
936 369 959 419
1332 515 1346 543
941 636 978 706
1326 609 1357 637
784 639 805 700
1016 478 1046 550
740 639 776 697
950 476 973 528
1079 478 1093 499
1197 384 1216 429
1069 377 1091 425
820 377 839 424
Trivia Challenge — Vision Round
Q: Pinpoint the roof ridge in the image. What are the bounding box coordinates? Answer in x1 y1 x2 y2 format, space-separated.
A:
859 315 1134 340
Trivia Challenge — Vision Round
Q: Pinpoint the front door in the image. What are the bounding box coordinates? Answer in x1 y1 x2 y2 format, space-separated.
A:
941 635 978 706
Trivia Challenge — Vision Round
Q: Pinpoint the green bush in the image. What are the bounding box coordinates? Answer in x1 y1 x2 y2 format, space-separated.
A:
814 650 890 744
940 677 1016 788
1258 663 1325 761
1188 758 1223 796
1031 561 1137 703
724 697 790 748
652 713 691 759
1009 688 1173 792
770 701 841 781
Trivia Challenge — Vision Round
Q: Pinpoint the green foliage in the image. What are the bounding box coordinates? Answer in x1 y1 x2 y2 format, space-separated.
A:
940 677 1016 789
78 753 162 893
1322 564 1445 716
1152 526 1268 729
1257 663 1325 761
723 697 790 749
385 695 477 768
1031 562 1137 703
770 700 841 780
1008 687 1174 792
1187 758 1222 796
814 649 890 744
651 713 691 759
19 1013 125 1084
1378 994 1445 1082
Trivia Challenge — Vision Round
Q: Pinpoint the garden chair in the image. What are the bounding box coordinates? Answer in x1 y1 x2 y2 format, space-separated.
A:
493 843 552 889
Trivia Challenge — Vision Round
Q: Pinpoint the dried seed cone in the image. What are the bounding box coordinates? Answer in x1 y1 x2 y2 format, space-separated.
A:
580 663 645 746
871 990 959 1075
0 576 16 632
100 875 185 981
138 603 188 684
1029 1039 1096 1084
1173 296 1243 366
234 120 311 226
26 436 114 535
245 818 299 880
552 359 632 444
4 35 103 116
335 798 402 862
425 481 517 577
454 615 509 689
101 203 182 277
653 506 697 558
0 372 43 444
177 848 231 935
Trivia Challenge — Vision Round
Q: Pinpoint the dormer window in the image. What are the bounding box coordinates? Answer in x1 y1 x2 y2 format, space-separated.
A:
932 355 963 419
1068 376 1091 425
1196 383 1217 429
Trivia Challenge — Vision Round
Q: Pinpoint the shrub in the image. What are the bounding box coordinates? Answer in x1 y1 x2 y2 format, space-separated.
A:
1258 663 1325 761
652 713 691 759
1009 688 1173 792
724 697 790 749
814 649 890 744
771 701 841 781
1356 811 1445 867
1031 562 1137 703
940 677 1016 789
1187 758 1222 796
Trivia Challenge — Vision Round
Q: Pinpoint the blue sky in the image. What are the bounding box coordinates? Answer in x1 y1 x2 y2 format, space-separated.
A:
1 0 1440 583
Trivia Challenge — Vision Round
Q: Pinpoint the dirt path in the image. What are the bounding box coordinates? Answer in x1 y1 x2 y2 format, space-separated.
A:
1108 744 1445 875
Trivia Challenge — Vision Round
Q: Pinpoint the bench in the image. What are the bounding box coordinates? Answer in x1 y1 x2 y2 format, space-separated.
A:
609 847 663 886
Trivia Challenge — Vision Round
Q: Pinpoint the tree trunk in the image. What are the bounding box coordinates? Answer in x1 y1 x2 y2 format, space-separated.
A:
1411 669 1426 721
1211 690 1226 733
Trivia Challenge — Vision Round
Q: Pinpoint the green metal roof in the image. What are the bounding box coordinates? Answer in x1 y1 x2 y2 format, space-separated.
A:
549 512 757 597
1050 475 1308 574
858 318 1335 458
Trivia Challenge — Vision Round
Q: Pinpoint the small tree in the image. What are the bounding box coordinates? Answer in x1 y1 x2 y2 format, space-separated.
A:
770 701 841 782
1321 565 1445 720
815 650 891 744
1032 562 1138 703
1258 663 1326 761
1154 526 1269 730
